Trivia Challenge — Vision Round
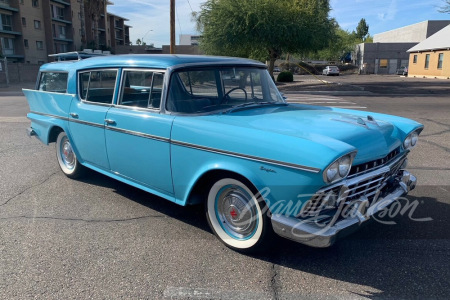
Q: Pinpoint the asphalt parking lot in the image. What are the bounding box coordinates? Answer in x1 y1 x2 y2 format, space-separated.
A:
1 75 449 299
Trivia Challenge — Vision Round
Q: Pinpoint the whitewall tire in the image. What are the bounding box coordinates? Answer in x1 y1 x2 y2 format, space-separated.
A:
206 178 271 252
56 131 84 179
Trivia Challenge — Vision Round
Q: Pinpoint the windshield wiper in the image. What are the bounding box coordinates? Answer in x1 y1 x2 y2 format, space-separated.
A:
222 101 287 114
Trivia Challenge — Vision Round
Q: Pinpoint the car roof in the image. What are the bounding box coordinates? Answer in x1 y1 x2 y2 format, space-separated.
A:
39 54 266 72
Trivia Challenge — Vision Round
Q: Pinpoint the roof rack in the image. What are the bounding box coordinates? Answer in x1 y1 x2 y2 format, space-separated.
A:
48 51 110 62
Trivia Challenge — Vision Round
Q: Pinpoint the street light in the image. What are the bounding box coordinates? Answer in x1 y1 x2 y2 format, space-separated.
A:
141 29 153 45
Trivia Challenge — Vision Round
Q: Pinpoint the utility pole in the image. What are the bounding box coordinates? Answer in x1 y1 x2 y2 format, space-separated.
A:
170 0 175 54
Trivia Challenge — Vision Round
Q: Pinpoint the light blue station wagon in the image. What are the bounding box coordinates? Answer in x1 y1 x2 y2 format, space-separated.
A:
25 54 423 252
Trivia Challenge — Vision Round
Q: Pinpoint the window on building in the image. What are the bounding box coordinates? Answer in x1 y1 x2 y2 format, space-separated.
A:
39 72 68 93
34 20 41 29
21 17 26 26
32 0 39 8
59 25 66 39
20 0 24 4
425 54 430 69
413 55 417 64
78 12 82 20
51 5 64 19
379 59 388 68
38 61 45 65
60 43 67 52
438 53 444 69
79 28 84 36
0 14 13 31
24 39 29 48
115 20 120 28
36 40 44 50
79 70 118 104
0 37 14 55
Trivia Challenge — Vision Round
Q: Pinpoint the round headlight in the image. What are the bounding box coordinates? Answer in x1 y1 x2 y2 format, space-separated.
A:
326 161 339 182
411 132 418 147
404 135 412 149
338 155 351 177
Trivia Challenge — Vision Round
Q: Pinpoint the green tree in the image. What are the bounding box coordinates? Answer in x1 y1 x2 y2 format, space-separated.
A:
308 20 359 61
194 0 334 76
136 38 142 45
438 0 450 13
355 18 369 41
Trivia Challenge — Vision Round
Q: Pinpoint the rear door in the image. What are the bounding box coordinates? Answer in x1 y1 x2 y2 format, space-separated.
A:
68 69 118 170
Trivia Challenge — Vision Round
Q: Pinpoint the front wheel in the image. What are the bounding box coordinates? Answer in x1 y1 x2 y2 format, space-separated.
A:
205 178 272 252
56 131 85 178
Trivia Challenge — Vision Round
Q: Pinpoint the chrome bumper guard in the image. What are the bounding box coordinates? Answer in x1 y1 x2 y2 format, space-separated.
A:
271 170 417 248
26 127 37 137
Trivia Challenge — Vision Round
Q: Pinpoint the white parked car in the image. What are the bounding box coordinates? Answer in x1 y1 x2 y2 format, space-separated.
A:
322 66 340 76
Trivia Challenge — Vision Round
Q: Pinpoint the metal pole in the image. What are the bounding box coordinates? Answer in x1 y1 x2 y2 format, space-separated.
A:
170 0 175 54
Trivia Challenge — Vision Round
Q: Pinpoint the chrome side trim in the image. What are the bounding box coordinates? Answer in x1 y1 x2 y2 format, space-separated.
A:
29 111 69 121
29 111 320 173
171 140 321 173
105 126 170 143
70 118 104 128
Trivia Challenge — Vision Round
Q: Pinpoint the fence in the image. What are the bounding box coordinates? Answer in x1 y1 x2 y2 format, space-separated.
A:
0 58 40 87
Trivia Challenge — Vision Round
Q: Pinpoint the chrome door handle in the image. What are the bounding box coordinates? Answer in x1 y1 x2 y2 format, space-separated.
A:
70 113 78 118
105 119 116 125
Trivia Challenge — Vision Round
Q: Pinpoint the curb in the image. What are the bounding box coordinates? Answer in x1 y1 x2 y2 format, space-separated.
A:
281 90 374 96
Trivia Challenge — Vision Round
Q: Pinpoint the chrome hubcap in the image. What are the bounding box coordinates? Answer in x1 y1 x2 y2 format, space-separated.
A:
216 185 258 239
61 138 75 170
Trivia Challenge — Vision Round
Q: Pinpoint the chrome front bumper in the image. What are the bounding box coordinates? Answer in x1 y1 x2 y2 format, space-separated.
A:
271 170 417 248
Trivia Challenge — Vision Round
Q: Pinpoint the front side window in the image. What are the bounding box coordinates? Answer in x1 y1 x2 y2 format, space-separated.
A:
413 55 417 64
167 67 284 114
38 72 68 93
119 70 164 109
79 70 118 104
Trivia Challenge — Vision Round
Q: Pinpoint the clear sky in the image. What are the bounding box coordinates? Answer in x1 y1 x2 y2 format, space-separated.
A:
108 0 450 48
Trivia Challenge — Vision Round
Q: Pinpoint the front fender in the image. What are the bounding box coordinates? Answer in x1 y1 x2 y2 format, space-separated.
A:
171 143 323 216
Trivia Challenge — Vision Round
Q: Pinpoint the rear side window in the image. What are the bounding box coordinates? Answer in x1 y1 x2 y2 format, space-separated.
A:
38 72 68 93
79 69 118 104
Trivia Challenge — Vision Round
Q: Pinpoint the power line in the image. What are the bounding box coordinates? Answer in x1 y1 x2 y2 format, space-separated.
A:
176 3 183 37
186 0 194 13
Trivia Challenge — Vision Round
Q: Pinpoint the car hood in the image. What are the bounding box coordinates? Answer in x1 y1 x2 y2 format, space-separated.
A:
200 104 402 164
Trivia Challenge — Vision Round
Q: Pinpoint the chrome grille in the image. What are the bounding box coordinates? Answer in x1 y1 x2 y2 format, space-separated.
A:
302 154 407 217
348 147 400 177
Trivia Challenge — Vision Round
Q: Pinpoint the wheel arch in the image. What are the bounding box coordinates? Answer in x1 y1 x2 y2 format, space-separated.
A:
48 125 64 143
186 168 261 206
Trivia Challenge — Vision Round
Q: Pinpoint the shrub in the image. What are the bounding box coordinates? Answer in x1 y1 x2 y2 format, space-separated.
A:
277 71 294 82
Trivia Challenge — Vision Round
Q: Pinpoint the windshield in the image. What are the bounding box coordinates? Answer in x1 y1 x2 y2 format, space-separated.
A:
167 67 285 114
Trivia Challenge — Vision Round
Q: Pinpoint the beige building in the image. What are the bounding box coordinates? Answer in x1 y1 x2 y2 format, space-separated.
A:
0 0 130 64
408 25 450 79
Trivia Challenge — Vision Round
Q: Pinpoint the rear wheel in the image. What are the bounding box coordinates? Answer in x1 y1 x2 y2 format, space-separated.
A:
205 177 272 253
56 131 85 178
